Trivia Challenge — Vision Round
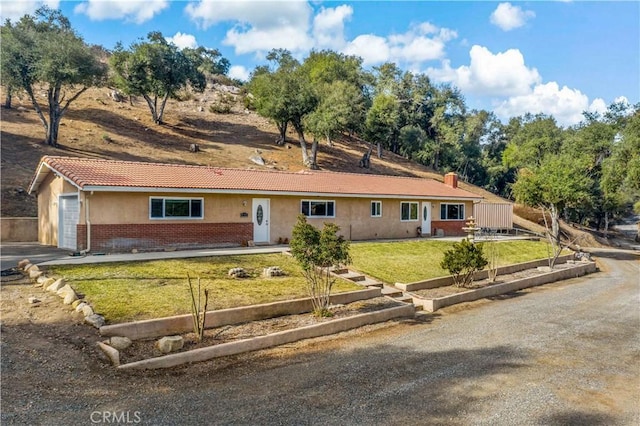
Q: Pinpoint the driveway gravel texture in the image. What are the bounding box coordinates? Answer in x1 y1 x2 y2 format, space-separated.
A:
1 248 638 425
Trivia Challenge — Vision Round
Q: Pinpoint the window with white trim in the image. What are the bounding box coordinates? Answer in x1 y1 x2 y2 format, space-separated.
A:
440 203 465 220
371 201 382 217
400 202 419 221
150 197 203 219
301 200 335 218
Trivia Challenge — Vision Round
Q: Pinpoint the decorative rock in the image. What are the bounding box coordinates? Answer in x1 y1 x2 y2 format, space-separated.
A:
28 297 40 304
47 279 66 292
85 314 106 328
81 305 94 317
228 267 248 278
72 299 84 309
97 342 120 366
156 336 184 354
249 154 265 166
75 302 88 312
56 284 74 297
63 292 78 305
29 270 44 280
109 336 132 351
18 259 30 270
263 266 285 277
25 264 39 273
41 277 56 288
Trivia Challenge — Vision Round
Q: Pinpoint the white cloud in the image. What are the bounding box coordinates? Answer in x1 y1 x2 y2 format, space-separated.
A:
588 98 608 116
343 34 391 66
74 0 168 24
166 32 198 50
186 0 313 55
495 82 591 126
344 22 456 67
312 5 353 50
228 65 251 82
0 0 60 21
490 2 535 31
427 45 541 97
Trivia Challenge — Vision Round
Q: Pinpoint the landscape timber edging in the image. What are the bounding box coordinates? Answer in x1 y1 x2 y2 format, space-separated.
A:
396 254 575 292
117 304 415 370
100 288 382 340
413 261 597 312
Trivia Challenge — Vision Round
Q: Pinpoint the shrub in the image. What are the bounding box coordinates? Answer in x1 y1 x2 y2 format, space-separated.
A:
440 239 488 288
289 215 351 317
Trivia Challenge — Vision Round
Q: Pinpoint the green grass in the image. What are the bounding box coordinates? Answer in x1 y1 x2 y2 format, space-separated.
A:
350 239 561 284
47 254 361 323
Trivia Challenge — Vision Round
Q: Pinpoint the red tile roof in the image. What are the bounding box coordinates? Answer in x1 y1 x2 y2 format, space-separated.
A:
30 156 481 200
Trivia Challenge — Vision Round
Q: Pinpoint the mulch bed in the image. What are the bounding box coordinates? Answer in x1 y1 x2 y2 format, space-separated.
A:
120 297 403 363
412 262 580 299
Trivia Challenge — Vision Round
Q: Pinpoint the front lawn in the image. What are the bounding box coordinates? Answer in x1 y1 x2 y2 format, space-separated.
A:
350 239 560 284
47 253 361 323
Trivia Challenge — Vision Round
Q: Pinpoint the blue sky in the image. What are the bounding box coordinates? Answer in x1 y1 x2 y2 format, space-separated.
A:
2 1 638 126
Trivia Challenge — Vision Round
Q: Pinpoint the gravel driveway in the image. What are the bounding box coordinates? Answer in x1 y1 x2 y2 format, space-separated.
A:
1 248 638 425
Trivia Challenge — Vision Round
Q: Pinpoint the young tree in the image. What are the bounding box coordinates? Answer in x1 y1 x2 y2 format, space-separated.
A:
110 31 208 124
289 215 351 317
0 7 107 146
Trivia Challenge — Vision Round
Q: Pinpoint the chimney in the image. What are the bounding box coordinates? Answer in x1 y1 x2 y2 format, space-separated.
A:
444 172 458 189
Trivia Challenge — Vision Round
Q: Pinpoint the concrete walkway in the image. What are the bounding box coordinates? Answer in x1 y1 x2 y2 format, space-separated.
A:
1 243 289 270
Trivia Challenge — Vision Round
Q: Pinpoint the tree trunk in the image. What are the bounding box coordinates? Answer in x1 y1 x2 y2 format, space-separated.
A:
275 121 287 145
325 132 333 147
309 139 319 170
377 142 382 159
24 85 50 142
603 211 609 239
4 87 12 109
142 94 159 123
156 93 170 124
46 87 63 146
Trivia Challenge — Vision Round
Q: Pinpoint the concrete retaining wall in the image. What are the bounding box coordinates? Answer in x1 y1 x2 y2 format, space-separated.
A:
1 217 38 242
397 254 574 291
118 304 415 370
415 261 596 312
101 288 382 340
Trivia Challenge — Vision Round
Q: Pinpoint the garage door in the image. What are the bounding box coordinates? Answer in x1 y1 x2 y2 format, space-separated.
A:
58 195 79 250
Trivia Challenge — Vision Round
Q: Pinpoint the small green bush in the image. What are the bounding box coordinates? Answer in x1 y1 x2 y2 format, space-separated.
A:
440 239 488 288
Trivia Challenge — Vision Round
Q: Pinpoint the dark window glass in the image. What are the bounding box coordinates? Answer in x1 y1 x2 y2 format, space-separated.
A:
151 199 163 218
165 199 190 217
301 201 310 216
191 199 202 218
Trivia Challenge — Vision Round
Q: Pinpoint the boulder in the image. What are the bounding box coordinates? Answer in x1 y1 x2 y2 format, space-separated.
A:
75 302 88 312
228 267 248 278
97 342 120 366
109 336 132 351
156 336 184 354
85 314 106 328
81 305 94 317
47 279 66 292
17 259 30 270
29 270 43 280
41 277 56 288
56 284 74 297
63 292 78 305
25 264 39 273
263 266 285 277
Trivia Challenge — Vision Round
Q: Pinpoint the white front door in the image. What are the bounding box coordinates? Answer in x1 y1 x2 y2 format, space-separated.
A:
421 202 432 236
58 194 79 250
252 198 270 243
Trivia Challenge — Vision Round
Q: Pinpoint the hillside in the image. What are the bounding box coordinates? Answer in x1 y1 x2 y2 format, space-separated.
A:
2 84 592 243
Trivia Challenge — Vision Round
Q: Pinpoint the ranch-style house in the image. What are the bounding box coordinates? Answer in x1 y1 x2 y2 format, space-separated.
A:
28 156 483 252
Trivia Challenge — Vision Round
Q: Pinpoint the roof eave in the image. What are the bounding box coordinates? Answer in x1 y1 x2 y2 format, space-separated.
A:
28 160 82 194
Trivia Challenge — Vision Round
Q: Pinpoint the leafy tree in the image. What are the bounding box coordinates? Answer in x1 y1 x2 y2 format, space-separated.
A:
440 239 488 288
502 114 564 169
0 7 107 146
512 154 593 267
365 93 400 157
182 46 230 76
248 49 318 168
289 215 351 317
110 31 208 124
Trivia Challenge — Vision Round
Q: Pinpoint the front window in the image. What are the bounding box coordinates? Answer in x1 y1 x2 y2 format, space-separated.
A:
301 200 335 218
371 201 382 217
401 202 419 221
440 203 465 220
150 197 203 219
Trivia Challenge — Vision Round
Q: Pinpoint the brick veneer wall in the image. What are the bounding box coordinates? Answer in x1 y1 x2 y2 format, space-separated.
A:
77 223 253 252
430 220 466 236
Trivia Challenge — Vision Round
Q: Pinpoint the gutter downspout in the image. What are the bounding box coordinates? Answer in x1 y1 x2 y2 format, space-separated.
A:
82 192 91 254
